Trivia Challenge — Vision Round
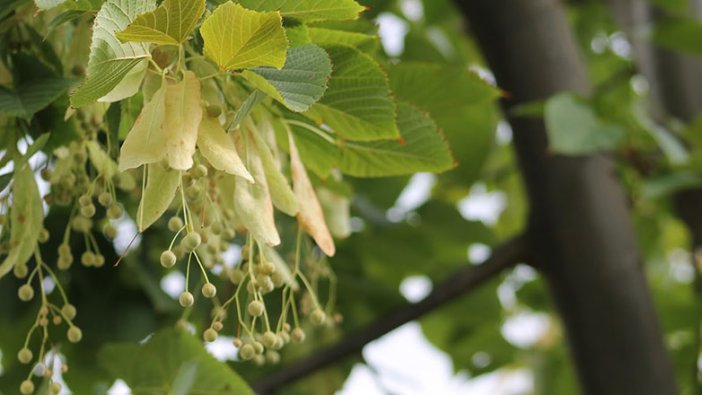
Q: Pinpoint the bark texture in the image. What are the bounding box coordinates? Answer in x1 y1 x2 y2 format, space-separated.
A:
456 0 678 394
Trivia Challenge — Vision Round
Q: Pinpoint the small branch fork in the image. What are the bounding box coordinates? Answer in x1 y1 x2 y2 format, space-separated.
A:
252 234 530 394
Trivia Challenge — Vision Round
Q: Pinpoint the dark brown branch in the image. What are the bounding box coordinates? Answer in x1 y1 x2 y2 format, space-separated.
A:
252 235 529 394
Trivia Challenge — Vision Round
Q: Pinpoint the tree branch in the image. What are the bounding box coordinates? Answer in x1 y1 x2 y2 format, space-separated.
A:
252 235 529 394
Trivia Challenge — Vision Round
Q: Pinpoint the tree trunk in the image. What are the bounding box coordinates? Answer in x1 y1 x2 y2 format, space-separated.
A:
455 1 678 394
607 1 702 391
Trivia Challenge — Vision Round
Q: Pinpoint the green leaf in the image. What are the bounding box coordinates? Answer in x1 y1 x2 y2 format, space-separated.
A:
389 63 499 112
339 102 454 177
388 62 500 184
228 89 266 131
136 162 180 232
171 361 198 395
0 79 74 118
304 45 398 141
0 163 43 279
235 0 365 21
200 2 288 71
117 0 205 45
99 328 254 395
70 0 156 107
242 44 331 112
633 104 689 165
24 133 50 159
285 118 339 178
544 93 625 155
307 27 378 52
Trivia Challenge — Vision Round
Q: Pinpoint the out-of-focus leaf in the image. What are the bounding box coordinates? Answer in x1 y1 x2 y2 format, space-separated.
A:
99 328 254 395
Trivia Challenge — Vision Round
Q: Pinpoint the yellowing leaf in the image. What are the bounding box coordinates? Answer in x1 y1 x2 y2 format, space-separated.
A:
0 163 43 279
117 0 205 45
136 162 181 232
249 128 299 216
163 71 202 170
118 79 167 171
197 115 253 182
233 138 280 246
289 133 335 256
235 0 365 22
200 2 288 71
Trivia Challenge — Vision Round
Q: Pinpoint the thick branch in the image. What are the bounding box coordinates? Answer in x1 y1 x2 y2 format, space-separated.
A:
455 1 678 394
252 235 529 394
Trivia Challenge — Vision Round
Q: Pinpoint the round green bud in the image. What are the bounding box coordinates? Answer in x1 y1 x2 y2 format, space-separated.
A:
106 204 123 219
18 284 34 301
259 261 275 275
212 321 223 331
233 338 243 348
80 251 95 266
39 317 49 327
239 344 255 360
223 227 236 239
78 195 92 207
310 309 326 326
80 204 96 218
160 250 177 268
192 164 208 178
262 331 277 349
271 272 285 288
247 300 264 317
103 224 117 239
203 328 218 343
167 216 184 232
62 304 77 320
206 104 222 118
58 244 71 256
210 222 222 235
182 232 201 252
17 348 33 364
279 331 290 344
52 315 62 325
13 263 28 279
58 254 73 270
67 326 82 343
20 380 34 395
97 192 112 207
253 342 264 354
201 283 217 298
253 354 265 366
50 382 62 394
179 291 194 307
37 228 49 243
266 350 280 364
94 254 105 268
291 327 306 343
229 269 245 284
40 168 51 181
